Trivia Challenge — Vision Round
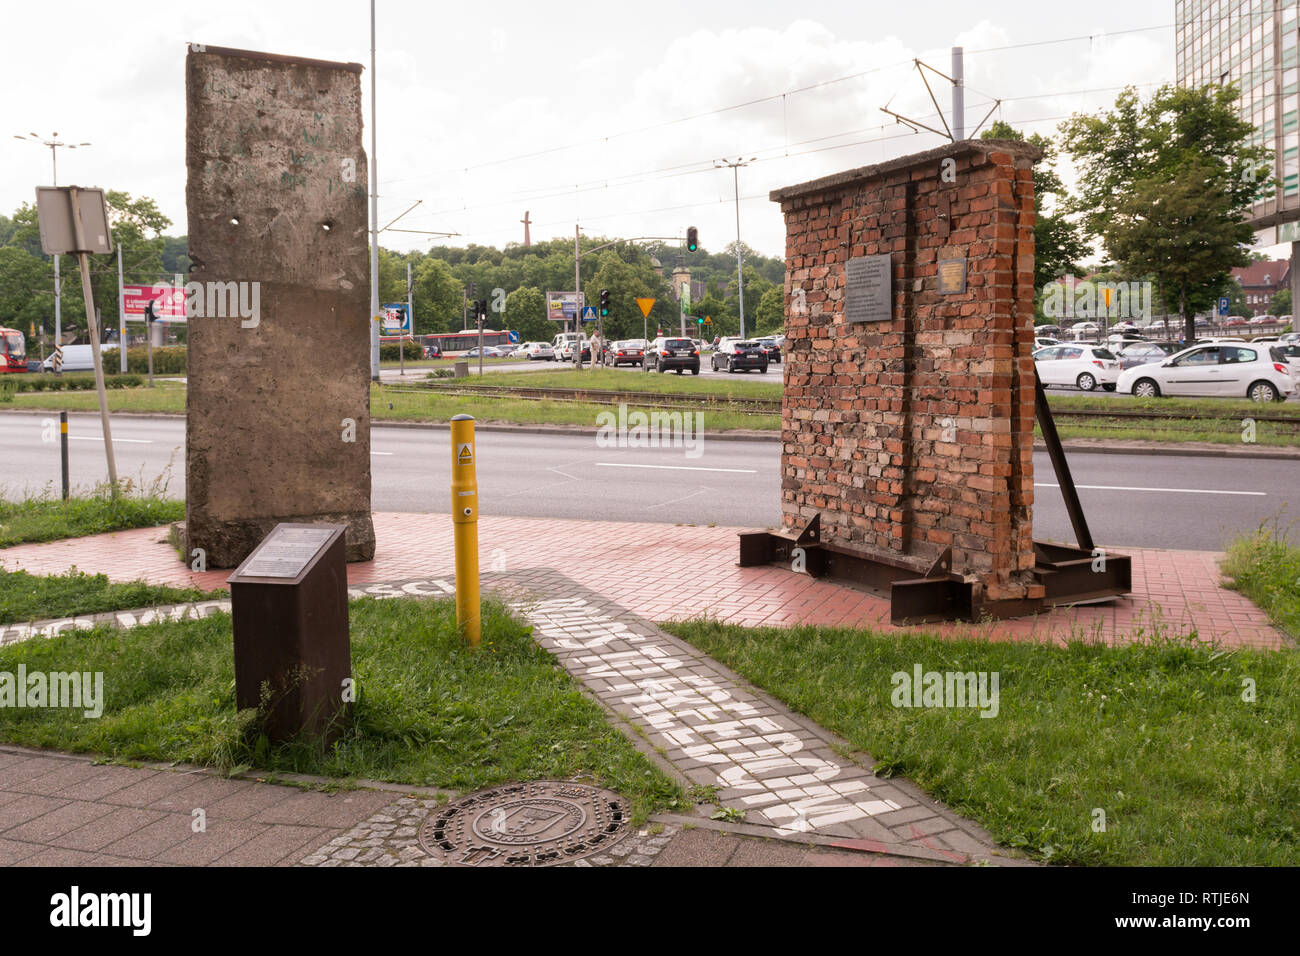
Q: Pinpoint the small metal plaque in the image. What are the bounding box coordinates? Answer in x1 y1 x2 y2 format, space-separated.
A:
240 526 335 578
937 257 967 295
845 254 892 323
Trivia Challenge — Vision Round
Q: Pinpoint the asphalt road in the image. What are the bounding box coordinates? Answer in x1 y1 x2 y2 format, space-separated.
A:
0 411 1292 552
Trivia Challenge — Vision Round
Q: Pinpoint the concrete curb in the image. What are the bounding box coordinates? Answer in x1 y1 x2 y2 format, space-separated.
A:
8 409 1300 457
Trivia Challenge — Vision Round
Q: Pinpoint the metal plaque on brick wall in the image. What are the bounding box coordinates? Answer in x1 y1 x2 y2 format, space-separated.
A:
845 254 892 323
937 257 967 295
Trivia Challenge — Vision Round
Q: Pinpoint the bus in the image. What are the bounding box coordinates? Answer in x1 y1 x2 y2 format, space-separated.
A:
380 329 514 354
0 327 27 373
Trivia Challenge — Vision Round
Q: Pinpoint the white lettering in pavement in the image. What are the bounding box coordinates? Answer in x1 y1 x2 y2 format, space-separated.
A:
524 597 901 834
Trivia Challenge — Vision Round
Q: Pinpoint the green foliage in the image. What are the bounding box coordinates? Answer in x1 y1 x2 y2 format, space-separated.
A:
0 568 219 626
14 373 144 391
125 346 186 375
379 341 423 361
0 377 16 403
1271 287 1291 315
502 285 550 342
669 618 1300 865
0 489 183 549
0 596 683 819
1222 522 1300 639
1061 84 1268 340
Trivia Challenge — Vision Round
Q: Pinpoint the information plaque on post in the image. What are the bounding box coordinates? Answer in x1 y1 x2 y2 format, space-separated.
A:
227 523 350 742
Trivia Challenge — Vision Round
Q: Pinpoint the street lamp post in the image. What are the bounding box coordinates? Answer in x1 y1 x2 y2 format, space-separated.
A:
715 158 754 340
14 133 91 352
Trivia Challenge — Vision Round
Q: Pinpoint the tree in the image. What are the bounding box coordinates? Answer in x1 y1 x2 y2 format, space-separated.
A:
754 285 784 335
1271 287 1291 316
1061 84 1268 344
1106 160 1254 337
0 246 53 334
411 257 464 333
501 286 551 342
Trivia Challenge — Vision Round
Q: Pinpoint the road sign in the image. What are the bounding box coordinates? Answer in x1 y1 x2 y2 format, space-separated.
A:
583 306 597 321
507 330 520 344
51 346 63 372
704 316 712 325
34 186 114 255
1218 297 1230 316
636 297 656 318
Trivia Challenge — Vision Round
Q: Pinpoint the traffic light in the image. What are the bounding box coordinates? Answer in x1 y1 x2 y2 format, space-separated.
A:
696 315 704 326
477 299 487 318
469 282 478 299
599 289 610 317
686 226 698 252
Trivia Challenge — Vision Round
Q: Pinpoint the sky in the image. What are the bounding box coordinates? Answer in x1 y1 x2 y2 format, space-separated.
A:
0 0 1210 262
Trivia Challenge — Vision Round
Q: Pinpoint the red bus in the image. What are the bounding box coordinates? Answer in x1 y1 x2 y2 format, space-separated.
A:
0 327 27 373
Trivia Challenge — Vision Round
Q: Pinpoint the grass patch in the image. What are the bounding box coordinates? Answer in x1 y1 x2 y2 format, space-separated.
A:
0 489 184 549
665 619 1300 865
0 568 221 626
1222 523 1300 640
8 380 187 414
472 367 784 400
375 386 779 431
0 596 683 820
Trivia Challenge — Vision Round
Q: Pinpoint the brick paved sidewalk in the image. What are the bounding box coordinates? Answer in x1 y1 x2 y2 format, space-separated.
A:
0 513 1284 649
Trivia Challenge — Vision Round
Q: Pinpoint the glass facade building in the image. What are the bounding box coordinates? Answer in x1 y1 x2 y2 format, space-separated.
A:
1176 0 1300 236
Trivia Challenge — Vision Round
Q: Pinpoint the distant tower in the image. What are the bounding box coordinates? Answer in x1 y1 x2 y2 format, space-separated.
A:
521 210 532 247
650 255 663 278
671 265 691 301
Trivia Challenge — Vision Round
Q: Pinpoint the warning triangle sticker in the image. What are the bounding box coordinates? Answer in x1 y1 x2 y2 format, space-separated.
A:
457 442 473 464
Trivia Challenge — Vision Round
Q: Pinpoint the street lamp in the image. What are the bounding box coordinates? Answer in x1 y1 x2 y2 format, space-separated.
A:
14 133 91 350
715 157 755 339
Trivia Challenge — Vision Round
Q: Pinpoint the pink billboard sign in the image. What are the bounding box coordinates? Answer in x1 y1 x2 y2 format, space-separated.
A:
122 284 187 321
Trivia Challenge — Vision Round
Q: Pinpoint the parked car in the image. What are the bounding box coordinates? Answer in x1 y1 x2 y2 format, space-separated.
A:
755 337 782 364
463 346 510 359
521 341 555 361
1066 322 1101 340
1117 342 1295 401
711 338 769 374
41 344 118 373
1116 341 1179 369
602 339 645 367
551 332 589 362
1270 343 1300 379
1033 344 1120 391
1280 331 1300 344
647 336 700 374
422 344 443 359
1034 336 1061 350
1036 325 1062 337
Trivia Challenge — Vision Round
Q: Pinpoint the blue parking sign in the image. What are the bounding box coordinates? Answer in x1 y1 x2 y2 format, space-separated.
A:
1218 297 1229 316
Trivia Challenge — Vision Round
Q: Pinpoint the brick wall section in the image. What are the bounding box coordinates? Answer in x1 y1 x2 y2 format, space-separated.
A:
774 140 1042 603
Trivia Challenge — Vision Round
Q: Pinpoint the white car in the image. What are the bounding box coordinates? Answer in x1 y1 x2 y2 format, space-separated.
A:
1066 322 1101 340
1034 336 1060 349
521 341 555 361
1033 344 1120 391
1117 342 1295 402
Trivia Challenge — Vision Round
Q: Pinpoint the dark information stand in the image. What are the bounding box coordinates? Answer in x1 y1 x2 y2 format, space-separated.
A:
227 523 351 741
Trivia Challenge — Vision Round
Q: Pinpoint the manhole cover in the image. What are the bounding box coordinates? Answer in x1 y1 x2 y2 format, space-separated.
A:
418 781 631 867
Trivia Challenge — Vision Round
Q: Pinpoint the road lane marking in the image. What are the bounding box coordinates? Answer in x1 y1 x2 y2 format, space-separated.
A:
595 462 757 474
69 436 152 444
1035 482 1265 496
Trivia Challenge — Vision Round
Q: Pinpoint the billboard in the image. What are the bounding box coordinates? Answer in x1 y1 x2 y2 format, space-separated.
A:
546 291 584 322
121 284 187 322
381 303 410 334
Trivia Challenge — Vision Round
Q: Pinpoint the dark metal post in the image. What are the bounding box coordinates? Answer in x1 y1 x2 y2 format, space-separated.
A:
1033 371 1093 552
59 411 69 501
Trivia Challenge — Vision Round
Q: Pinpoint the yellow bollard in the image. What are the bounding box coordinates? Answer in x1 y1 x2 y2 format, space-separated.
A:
449 414 480 646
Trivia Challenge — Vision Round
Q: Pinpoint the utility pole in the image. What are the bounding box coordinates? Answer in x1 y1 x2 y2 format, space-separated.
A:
404 261 412 377
14 133 90 355
952 46 965 140
368 0 380 382
574 224 584 369
716 158 754 339
116 243 127 373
